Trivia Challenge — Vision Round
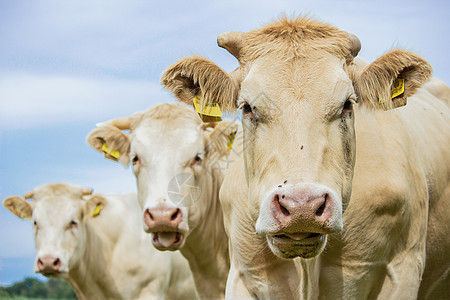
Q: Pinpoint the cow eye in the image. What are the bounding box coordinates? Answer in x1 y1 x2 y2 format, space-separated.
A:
191 153 203 168
70 220 78 228
239 101 256 121
341 97 355 117
131 154 140 165
193 154 203 164
343 100 352 110
242 103 252 113
33 220 38 228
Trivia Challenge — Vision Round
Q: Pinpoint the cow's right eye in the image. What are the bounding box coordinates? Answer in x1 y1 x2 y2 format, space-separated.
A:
239 101 255 121
242 103 252 113
70 220 78 228
33 221 38 228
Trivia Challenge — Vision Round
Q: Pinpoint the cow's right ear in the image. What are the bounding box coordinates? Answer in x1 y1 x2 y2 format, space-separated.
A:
161 56 239 113
3 196 33 220
86 125 131 166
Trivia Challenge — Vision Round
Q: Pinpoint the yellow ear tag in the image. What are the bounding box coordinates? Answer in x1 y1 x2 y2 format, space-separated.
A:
391 78 405 99
193 94 222 123
102 143 120 159
379 78 405 104
227 131 237 150
93 204 101 217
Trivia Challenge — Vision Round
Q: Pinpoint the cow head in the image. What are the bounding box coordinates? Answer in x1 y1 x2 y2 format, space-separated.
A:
3 183 105 277
161 16 432 259
86 103 238 251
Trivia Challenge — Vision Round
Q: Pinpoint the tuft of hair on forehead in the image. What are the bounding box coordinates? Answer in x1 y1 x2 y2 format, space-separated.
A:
240 15 353 63
30 183 92 200
131 102 202 129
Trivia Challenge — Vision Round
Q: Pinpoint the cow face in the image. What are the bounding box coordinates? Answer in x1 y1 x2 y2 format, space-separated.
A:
87 103 238 251
3 184 105 277
161 17 431 259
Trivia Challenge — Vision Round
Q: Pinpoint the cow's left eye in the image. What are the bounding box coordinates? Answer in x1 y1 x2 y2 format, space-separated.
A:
131 153 140 166
341 97 355 117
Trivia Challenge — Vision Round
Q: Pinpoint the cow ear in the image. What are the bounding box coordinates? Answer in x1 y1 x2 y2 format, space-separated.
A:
86 125 131 166
3 196 33 220
85 195 107 219
204 120 240 160
353 49 432 110
161 56 239 113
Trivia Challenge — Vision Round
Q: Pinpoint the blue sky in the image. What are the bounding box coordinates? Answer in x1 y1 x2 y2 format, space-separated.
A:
0 0 448 285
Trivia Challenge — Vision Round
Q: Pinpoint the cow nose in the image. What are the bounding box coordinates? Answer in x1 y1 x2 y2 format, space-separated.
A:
37 255 61 273
271 185 339 233
144 206 183 231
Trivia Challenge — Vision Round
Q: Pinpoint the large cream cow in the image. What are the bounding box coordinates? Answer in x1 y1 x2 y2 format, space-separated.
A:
161 16 450 299
3 183 196 300
86 103 238 298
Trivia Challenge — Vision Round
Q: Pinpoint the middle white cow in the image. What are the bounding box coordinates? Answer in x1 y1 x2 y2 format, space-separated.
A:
86 102 238 298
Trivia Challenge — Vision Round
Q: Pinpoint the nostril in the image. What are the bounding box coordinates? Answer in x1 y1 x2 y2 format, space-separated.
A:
171 208 180 221
279 203 290 217
315 194 327 217
274 194 290 217
53 258 60 267
147 209 154 221
38 259 43 268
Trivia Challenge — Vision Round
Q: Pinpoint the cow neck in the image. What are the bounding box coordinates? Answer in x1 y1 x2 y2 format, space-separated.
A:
67 221 122 300
180 169 229 298
297 258 321 300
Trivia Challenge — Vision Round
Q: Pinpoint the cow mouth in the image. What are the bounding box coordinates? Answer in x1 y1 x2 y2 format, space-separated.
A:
152 232 184 250
266 232 327 259
272 232 322 241
38 269 62 277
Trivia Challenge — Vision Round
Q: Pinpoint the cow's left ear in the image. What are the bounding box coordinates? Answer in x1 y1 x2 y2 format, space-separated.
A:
353 49 432 110
84 195 107 219
204 120 240 159
3 196 33 220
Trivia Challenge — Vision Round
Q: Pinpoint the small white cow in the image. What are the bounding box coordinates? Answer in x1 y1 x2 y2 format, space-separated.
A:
161 16 450 299
3 183 196 300
86 103 238 298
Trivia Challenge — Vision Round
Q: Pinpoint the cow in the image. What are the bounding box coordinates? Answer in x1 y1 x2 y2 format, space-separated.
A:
3 183 196 300
160 16 450 299
86 103 238 298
